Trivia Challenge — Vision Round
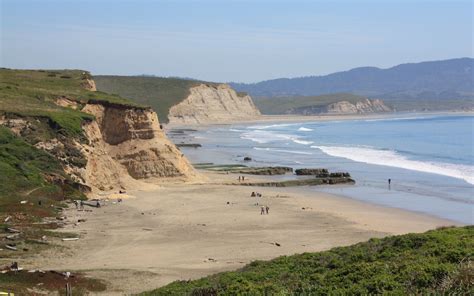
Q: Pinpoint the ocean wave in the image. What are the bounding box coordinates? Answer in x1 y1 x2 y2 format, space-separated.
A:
293 139 314 145
247 123 297 130
362 116 434 123
229 128 245 132
240 130 313 145
298 127 313 132
311 145 474 185
254 147 312 155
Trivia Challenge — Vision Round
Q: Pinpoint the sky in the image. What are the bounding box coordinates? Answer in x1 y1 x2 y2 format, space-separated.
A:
1 0 472 83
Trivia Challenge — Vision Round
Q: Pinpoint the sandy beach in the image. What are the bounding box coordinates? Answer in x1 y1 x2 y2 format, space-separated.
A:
166 111 474 129
20 171 458 294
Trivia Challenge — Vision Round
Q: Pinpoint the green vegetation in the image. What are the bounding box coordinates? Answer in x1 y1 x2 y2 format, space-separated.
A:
253 93 370 114
142 226 473 295
94 76 215 122
0 68 144 135
0 270 107 295
0 125 84 225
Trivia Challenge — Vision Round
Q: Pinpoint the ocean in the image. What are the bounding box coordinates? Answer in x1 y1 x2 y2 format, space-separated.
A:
177 114 474 224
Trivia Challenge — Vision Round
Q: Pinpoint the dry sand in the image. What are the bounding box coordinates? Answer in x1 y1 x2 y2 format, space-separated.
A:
18 172 458 294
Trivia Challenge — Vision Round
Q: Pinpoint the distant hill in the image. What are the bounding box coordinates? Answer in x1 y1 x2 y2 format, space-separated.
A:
94 76 261 124
94 76 205 123
230 58 474 111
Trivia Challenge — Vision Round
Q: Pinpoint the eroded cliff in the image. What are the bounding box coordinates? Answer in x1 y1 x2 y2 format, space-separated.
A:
168 84 261 124
287 98 392 115
79 103 196 192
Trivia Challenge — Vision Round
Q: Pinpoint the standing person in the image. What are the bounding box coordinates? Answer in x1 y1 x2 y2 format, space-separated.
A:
260 206 265 215
238 176 241 182
265 205 270 215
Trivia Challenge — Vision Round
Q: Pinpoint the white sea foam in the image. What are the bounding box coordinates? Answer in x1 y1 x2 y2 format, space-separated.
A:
293 139 314 145
312 145 474 185
254 147 312 155
247 123 297 130
298 127 313 132
240 130 313 145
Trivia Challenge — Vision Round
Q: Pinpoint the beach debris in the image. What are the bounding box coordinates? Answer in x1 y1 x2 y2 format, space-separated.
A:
56 216 66 221
20 200 27 204
62 237 79 241
4 216 11 223
78 219 87 223
260 241 282 247
142 228 153 231
244 156 252 161
5 244 17 251
6 234 19 240
197 223 207 226
6 227 20 233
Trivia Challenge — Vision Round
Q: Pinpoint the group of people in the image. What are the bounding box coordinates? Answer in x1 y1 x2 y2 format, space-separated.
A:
250 192 262 198
260 205 270 215
238 176 246 182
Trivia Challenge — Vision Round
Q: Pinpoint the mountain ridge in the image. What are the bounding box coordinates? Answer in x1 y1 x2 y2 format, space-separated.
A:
230 58 474 100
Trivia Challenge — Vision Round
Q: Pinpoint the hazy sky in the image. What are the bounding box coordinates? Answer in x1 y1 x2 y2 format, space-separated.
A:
1 0 472 82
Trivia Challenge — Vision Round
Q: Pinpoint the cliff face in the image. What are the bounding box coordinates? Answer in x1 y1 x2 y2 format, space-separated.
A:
168 84 261 124
287 99 392 115
78 103 196 192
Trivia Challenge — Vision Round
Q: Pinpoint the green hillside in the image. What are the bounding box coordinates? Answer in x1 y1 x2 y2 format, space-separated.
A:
0 69 143 135
94 76 214 123
142 226 473 295
253 93 369 114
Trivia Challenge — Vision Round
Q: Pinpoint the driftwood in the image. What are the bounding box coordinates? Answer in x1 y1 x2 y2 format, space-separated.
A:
5 244 17 251
6 234 19 240
4 216 11 223
62 238 79 241
6 227 20 233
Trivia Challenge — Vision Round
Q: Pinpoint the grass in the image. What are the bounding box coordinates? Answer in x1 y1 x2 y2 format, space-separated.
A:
253 93 373 115
0 68 144 136
94 75 216 123
142 226 473 295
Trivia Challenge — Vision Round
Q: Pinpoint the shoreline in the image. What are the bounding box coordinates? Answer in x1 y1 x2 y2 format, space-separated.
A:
165 111 474 129
19 171 458 294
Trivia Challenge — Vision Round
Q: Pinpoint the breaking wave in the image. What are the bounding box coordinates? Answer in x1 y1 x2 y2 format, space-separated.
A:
253 147 312 155
312 145 474 185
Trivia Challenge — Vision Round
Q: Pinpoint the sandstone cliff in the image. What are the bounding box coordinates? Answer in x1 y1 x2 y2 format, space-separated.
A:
168 84 261 124
287 98 392 115
77 103 196 192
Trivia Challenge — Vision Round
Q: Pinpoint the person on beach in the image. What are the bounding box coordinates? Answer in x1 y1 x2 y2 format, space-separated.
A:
388 178 391 185
238 176 241 182
251 192 256 197
265 205 270 215
260 206 265 215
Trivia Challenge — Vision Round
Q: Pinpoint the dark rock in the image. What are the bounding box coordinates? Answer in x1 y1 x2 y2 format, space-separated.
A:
295 168 329 176
243 157 252 161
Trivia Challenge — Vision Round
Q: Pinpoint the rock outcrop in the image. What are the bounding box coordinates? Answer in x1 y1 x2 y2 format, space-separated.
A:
77 103 196 192
168 84 261 124
287 98 392 115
